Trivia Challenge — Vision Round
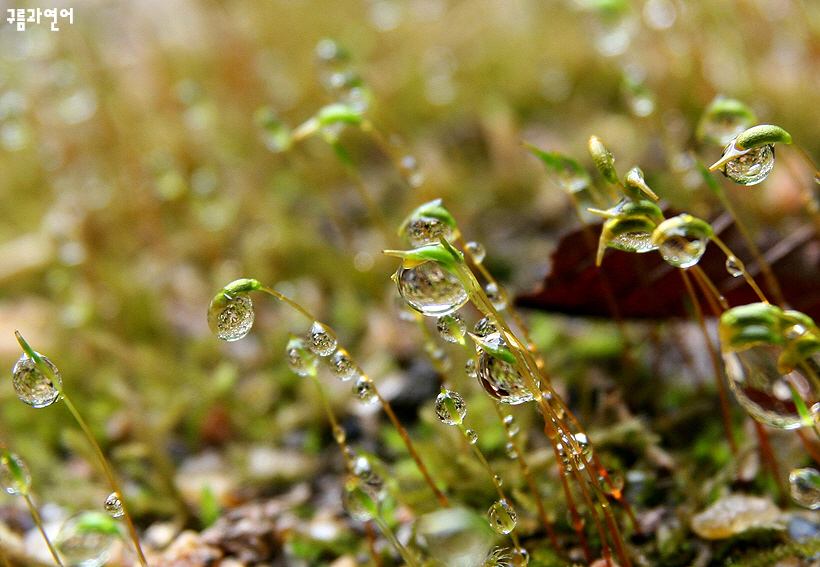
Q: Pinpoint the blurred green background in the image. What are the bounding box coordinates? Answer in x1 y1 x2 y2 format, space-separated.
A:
1 0 820 524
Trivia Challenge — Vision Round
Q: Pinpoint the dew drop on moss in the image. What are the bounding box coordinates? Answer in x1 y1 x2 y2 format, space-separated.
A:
790 468 820 509
487 500 517 535
465 241 486 263
0 451 30 496
329 350 359 381
12 353 62 408
207 293 254 341
104 493 123 518
722 144 775 186
436 313 466 343
56 511 120 567
476 334 538 405
308 321 337 357
435 389 467 425
353 376 378 405
725 256 743 277
396 261 468 317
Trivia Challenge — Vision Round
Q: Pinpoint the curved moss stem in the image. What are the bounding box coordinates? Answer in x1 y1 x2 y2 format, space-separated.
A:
14 332 148 567
24 494 65 567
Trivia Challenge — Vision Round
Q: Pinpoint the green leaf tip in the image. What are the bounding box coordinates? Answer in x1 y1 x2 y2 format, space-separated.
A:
736 124 792 150
524 142 590 194
588 135 619 185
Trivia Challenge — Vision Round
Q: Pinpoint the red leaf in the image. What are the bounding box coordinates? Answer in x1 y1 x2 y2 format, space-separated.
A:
516 214 820 320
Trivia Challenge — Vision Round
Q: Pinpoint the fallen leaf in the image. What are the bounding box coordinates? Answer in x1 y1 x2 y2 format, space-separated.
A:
517 213 820 321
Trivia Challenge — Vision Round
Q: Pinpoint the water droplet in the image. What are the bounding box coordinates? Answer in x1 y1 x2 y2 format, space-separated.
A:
790 468 820 509
435 389 467 425
494 475 503 487
285 336 317 377
465 241 486 264
208 293 254 341
722 345 820 429
487 500 517 535
465 358 477 378
476 334 538 405
0 451 30 496
308 321 337 357
722 144 775 186
56 511 120 567
657 232 708 268
104 493 123 518
404 217 454 248
342 476 382 521
484 283 508 310
400 155 424 187
609 232 657 254
329 350 359 381
505 442 518 460
430 348 452 372
466 429 478 444
396 261 469 317
353 376 379 405
437 313 466 343
473 317 498 338
556 433 593 472
725 256 743 278
333 425 346 444
502 415 519 435
353 455 373 480
416 508 495 567
12 353 62 408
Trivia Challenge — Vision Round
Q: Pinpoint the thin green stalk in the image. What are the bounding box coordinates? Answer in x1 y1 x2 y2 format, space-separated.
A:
24 494 65 567
59 395 148 567
257 285 450 507
15 332 148 567
680 269 738 455
699 162 786 306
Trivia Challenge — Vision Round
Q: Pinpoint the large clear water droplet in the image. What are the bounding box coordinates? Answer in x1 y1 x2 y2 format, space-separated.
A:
657 233 708 268
415 508 495 567
342 476 383 521
556 433 593 472
435 389 467 425
487 500 517 535
0 451 30 496
104 493 123 518
466 429 478 444
285 337 317 377
465 241 486 264
308 321 337 357
473 317 498 338
725 256 743 278
723 345 820 429
396 261 469 317
484 283 508 310
790 468 820 509
404 217 454 248
722 144 775 186
437 313 466 343
12 353 62 408
503 415 519 435
208 293 254 341
56 511 120 567
329 350 359 381
476 334 538 405
353 376 379 405
465 358 477 378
